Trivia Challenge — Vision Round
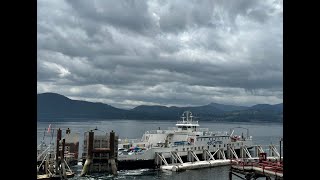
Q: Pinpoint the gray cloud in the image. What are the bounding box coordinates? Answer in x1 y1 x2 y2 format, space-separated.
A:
37 0 283 109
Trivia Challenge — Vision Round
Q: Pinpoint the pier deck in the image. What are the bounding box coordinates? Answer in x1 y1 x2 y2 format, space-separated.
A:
230 159 283 180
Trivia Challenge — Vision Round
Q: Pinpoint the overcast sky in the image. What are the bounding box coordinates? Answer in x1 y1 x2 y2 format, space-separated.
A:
37 0 283 109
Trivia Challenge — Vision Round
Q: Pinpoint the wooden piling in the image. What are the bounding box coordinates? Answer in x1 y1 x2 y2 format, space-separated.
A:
61 139 65 159
57 128 62 141
229 171 232 180
88 131 94 159
55 128 62 175
109 130 117 175
80 131 94 177
61 138 67 179
110 130 115 158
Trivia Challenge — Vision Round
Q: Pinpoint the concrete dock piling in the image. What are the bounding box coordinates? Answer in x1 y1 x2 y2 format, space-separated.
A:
80 129 118 176
80 130 94 176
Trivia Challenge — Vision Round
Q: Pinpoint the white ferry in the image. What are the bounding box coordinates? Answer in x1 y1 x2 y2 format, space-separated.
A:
117 111 253 169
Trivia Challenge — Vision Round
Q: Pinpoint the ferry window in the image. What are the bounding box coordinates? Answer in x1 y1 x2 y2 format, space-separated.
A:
213 145 216 147
176 149 178 151
202 146 204 149
198 147 200 150
183 148 185 151
182 126 187 130
187 148 189 151
188 126 191 128
207 146 209 149
219 145 221 147
224 144 226 147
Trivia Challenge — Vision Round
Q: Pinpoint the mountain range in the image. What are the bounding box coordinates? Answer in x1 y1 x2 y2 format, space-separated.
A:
37 93 283 122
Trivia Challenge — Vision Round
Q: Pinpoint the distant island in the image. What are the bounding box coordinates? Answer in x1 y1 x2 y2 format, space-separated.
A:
37 93 283 122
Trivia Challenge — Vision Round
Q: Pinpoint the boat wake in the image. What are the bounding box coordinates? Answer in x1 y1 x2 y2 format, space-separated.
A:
119 169 152 176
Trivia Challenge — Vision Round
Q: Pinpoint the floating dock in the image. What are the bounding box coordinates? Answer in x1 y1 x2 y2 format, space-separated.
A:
230 153 283 179
157 143 283 176
161 159 231 171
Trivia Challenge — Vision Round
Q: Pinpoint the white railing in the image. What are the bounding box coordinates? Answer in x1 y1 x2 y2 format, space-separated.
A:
145 130 168 134
198 128 209 132
118 138 141 144
176 121 199 124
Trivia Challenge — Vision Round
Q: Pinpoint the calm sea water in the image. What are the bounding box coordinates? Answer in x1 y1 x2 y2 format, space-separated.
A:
37 120 283 180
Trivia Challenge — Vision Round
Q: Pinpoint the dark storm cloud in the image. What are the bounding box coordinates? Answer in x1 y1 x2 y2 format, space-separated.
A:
37 0 283 109
65 0 157 35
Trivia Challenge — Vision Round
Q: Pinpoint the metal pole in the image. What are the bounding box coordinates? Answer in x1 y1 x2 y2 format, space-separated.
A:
279 138 282 163
247 129 249 139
